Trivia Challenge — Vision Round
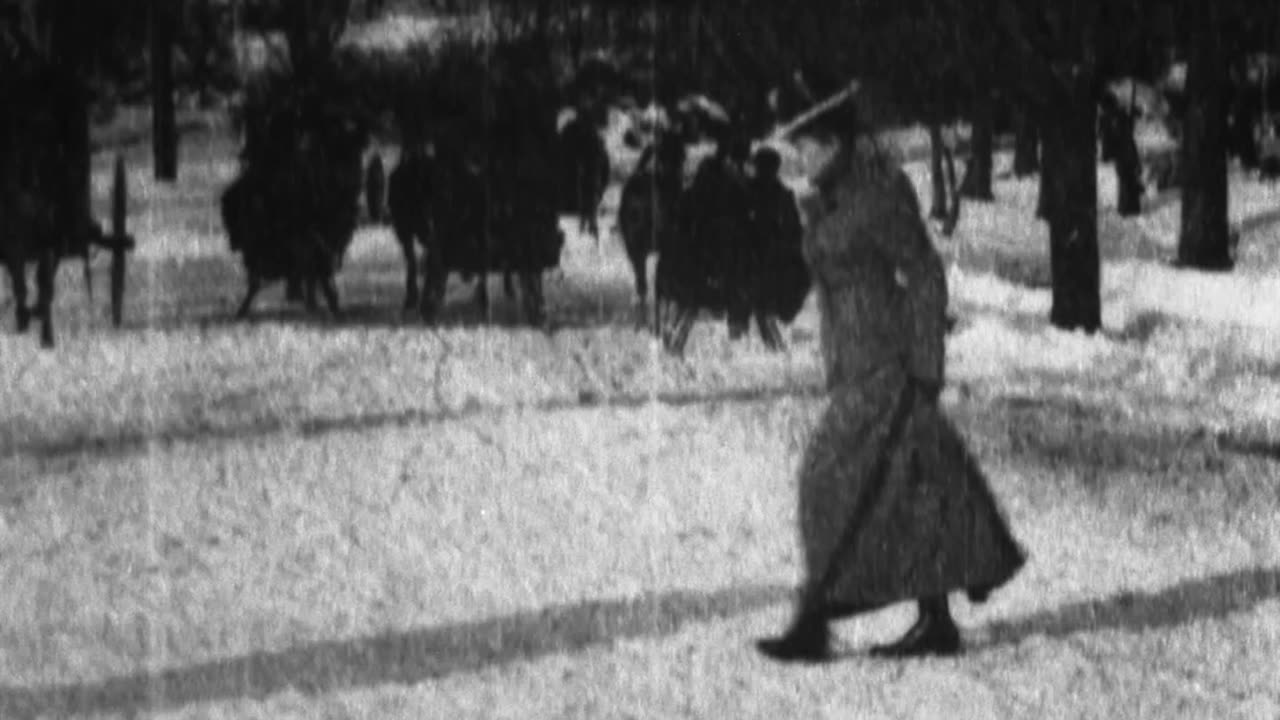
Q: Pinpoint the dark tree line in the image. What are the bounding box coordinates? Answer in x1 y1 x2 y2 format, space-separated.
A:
601 0 1279 332
7 0 1279 331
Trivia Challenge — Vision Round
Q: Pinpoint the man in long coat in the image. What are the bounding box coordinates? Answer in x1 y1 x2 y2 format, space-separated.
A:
756 102 1026 662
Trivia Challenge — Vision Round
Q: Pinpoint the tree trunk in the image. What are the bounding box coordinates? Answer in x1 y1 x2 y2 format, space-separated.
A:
1013 107 1039 177
151 0 178 182
960 86 995 200
1041 78 1101 333
929 123 948 219
1176 0 1232 270
45 0 91 219
1036 133 1055 220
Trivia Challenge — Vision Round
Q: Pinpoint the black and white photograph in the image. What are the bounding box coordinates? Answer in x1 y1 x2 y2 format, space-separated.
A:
2 0 1280 717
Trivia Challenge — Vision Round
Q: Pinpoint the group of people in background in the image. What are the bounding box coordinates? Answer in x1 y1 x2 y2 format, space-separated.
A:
647 124 812 355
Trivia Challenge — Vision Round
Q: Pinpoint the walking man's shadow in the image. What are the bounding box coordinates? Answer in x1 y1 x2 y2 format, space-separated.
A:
2 568 1278 718
974 565 1280 649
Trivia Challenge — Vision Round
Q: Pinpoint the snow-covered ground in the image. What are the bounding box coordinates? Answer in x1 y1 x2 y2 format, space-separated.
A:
3 123 1280 718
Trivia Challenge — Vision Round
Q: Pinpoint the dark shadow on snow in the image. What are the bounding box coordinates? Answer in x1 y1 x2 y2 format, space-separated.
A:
1214 432 1280 462
982 393 1280 475
11 248 655 338
0 583 795 720
1 382 827 466
5 566 1280 717
1234 206 1280 240
976 565 1280 649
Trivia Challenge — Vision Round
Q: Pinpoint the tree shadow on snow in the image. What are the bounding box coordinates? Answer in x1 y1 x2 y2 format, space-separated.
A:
1235 206 1280 240
976 565 1280 650
0 583 795 719
959 392 1246 482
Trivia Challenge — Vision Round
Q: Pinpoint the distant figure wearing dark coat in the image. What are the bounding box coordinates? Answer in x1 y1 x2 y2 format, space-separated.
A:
746 146 810 349
658 134 752 353
757 112 1026 662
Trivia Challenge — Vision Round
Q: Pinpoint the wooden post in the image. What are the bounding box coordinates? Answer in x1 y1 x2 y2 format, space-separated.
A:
111 154 128 327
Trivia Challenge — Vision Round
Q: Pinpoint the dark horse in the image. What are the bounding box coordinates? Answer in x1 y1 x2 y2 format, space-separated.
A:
1 53 116 348
412 136 563 325
556 107 611 242
387 144 518 318
222 89 368 319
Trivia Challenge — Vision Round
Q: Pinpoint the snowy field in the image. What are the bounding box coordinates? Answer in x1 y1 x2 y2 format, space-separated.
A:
3 116 1280 718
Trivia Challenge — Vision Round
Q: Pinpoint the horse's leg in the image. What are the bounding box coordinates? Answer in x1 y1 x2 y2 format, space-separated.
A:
285 275 304 302
396 223 419 313
758 313 784 351
726 290 750 342
472 272 489 315
304 275 319 313
520 271 545 326
628 247 648 304
420 253 448 322
321 274 341 317
7 261 30 332
36 253 57 348
585 206 601 245
236 271 263 320
626 248 650 330
652 274 664 338
665 304 696 356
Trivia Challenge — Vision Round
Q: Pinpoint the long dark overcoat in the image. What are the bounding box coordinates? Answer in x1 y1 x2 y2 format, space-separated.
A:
795 138 1025 616
660 154 752 313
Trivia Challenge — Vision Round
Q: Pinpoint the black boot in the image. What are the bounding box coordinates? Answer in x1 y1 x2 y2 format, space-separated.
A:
756 612 832 663
869 595 961 659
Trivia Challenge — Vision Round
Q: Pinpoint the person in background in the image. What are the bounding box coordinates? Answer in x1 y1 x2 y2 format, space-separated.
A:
660 130 751 354
745 146 809 350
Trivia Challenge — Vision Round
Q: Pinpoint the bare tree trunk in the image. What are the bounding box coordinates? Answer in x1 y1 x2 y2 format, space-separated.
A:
960 86 995 200
1035 122 1057 221
1013 107 1039 177
45 0 91 218
1177 0 1232 270
1041 77 1101 333
151 0 178 182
